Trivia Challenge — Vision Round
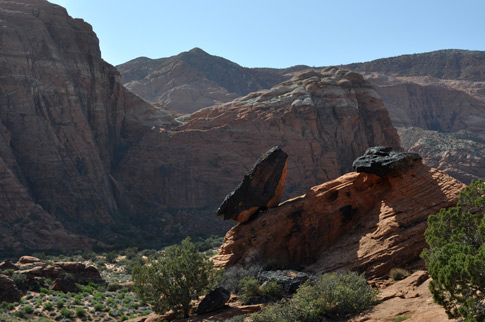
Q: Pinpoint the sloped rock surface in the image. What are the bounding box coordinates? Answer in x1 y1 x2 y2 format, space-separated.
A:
398 127 485 184
217 146 288 223
214 160 464 278
352 146 421 177
351 271 457 322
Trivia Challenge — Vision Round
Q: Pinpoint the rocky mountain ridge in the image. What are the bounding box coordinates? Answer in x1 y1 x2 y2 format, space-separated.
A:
118 49 485 184
117 48 307 114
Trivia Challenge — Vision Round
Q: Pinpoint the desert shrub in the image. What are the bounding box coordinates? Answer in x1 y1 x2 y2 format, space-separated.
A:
11 272 29 291
45 301 55 311
3 269 14 277
132 237 221 318
389 268 410 281
120 315 129 321
239 276 261 304
75 307 86 317
13 309 26 318
60 307 74 318
251 271 378 322
39 287 50 294
107 282 121 292
23 305 34 314
239 277 284 304
56 299 65 309
94 303 105 311
225 315 246 322
422 180 485 321
393 315 411 322
220 264 262 292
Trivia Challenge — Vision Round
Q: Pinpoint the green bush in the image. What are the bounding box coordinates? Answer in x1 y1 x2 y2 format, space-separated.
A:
75 307 86 317
389 268 410 281
94 303 105 311
239 277 284 304
60 307 74 318
56 299 65 309
23 305 34 314
11 273 29 291
239 276 261 304
132 237 221 318
251 271 377 322
393 315 411 322
422 180 485 321
43 301 53 310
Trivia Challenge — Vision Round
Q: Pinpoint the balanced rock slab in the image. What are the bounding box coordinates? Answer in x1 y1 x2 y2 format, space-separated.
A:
352 146 422 177
217 146 288 223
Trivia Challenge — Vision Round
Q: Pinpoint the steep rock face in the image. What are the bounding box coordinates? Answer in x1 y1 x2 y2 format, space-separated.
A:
213 161 464 278
343 50 485 183
115 68 400 239
398 127 485 184
117 48 303 114
0 0 175 253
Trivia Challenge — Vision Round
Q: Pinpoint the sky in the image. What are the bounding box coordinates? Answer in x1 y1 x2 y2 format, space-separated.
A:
48 0 485 68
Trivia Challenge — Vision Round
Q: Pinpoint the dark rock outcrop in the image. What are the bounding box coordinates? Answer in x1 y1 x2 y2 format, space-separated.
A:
0 274 22 303
352 147 422 177
0 260 19 272
51 277 79 293
214 156 464 278
197 287 231 315
259 270 309 293
19 261 105 290
217 147 288 223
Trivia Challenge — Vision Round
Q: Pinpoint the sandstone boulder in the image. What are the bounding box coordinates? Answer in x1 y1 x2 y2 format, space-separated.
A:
17 256 44 265
217 146 288 223
214 158 464 278
0 274 21 303
197 287 231 315
51 277 79 293
352 146 421 177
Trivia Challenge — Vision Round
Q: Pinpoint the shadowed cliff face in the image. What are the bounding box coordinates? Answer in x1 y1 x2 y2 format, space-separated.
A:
115 68 400 240
0 0 175 253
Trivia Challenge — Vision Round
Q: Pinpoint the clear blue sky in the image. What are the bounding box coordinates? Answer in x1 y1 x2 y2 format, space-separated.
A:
48 0 485 68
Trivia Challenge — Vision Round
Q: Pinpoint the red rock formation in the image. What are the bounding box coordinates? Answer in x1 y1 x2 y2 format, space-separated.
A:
213 161 464 278
0 0 175 253
115 68 400 239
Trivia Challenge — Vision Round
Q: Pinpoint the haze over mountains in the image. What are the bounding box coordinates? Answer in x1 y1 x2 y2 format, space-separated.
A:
119 48 485 184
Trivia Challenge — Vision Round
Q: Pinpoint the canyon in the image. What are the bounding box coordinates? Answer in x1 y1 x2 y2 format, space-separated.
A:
0 0 399 253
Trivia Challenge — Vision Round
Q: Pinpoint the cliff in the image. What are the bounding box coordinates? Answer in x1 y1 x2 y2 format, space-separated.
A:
114 68 401 241
0 0 175 253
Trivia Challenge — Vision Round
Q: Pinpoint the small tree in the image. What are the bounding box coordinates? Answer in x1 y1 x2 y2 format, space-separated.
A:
132 238 221 318
423 180 485 322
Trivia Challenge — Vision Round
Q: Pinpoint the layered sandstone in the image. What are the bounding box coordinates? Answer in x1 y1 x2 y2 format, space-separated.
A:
115 68 401 239
213 160 464 278
0 0 175 253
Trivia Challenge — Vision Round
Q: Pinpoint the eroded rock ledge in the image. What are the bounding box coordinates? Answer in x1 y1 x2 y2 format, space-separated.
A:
214 150 464 278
